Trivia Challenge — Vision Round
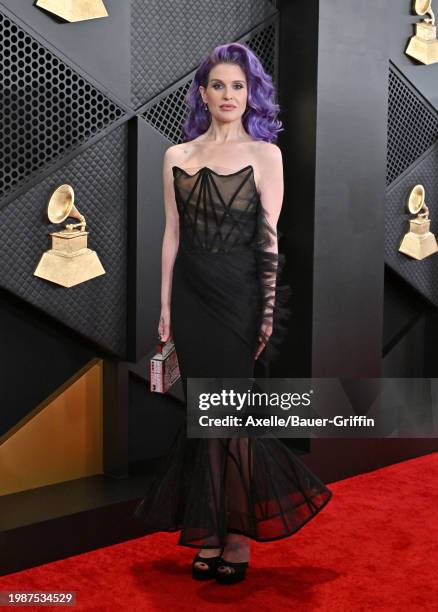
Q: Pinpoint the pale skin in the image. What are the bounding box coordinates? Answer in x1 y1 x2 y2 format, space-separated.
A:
158 62 284 574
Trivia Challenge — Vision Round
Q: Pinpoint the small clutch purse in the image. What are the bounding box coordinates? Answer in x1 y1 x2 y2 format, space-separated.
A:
149 338 180 393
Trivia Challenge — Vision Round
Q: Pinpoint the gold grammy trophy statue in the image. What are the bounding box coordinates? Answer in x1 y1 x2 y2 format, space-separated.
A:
406 0 438 64
34 184 105 287
399 184 438 259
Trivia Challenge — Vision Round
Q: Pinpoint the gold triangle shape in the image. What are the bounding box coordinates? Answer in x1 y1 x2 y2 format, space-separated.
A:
0 359 103 496
36 0 108 22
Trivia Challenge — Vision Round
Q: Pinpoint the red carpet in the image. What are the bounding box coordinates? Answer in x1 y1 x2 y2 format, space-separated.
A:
1 452 438 611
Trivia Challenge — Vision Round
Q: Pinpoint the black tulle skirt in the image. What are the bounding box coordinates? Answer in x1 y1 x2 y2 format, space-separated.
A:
133 242 333 548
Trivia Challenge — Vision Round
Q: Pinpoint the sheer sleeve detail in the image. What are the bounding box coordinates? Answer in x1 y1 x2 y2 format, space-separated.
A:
253 202 292 365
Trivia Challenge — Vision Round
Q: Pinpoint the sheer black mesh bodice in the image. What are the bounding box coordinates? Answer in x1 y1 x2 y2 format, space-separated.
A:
172 164 290 364
173 164 259 252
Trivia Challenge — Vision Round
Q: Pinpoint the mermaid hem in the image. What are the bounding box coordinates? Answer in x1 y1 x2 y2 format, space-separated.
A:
132 425 333 549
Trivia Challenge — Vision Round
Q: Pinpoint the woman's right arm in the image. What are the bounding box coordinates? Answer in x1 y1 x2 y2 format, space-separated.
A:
158 146 180 343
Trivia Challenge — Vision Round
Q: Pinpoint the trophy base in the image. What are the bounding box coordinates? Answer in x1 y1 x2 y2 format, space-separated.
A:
35 0 108 23
34 248 106 287
406 36 438 65
399 231 438 260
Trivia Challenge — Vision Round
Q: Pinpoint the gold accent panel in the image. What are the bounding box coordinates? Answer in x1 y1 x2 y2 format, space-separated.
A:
0 359 103 496
35 0 108 23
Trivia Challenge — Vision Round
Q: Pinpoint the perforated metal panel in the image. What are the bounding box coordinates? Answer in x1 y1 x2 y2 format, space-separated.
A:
0 9 125 204
386 143 438 308
385 62 438 307
130 0 277 109
141 17 279 144
387 63 438 186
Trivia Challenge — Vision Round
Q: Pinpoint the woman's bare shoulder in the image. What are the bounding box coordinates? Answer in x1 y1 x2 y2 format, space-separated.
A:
253 141 283 178
163 141 200 167
164 143 184 162
254 141 282 161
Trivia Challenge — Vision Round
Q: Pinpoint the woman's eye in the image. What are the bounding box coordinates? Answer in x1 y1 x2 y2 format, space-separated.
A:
211 83 244 89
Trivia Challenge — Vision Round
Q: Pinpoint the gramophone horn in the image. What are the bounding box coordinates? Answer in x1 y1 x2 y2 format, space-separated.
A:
47 184 82 224
406 184 425 215
414 0 432 16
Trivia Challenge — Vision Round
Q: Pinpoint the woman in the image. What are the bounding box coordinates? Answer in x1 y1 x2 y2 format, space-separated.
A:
134 42 333 585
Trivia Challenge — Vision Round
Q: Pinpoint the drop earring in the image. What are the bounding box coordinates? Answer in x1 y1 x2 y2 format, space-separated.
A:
204 103 208 111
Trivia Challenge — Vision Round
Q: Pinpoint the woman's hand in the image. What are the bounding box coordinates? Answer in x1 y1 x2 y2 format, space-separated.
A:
255 322 272 359
158 306 172 343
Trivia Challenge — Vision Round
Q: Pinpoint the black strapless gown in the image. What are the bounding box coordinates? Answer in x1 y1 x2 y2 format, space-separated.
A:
133 165 333 548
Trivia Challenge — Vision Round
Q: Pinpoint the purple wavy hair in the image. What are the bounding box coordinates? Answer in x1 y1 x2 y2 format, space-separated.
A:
181 42 283 143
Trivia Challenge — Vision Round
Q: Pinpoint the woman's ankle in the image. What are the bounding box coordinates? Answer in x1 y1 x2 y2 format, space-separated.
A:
198 547 222 558
222 535 250 562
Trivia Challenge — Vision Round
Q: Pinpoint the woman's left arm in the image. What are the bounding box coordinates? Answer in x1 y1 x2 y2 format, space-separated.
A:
257 142 284 249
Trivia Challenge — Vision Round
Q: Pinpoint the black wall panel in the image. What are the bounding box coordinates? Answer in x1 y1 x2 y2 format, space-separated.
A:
383 316 425 377
383 267 424 354
127 116 170 362
301 0 388 377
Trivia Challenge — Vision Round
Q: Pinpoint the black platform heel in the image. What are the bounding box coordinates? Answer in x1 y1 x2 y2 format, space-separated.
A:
191 550 223 581
215 557 249 585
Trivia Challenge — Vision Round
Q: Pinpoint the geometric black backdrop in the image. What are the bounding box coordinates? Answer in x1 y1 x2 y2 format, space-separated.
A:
0 0 279 359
